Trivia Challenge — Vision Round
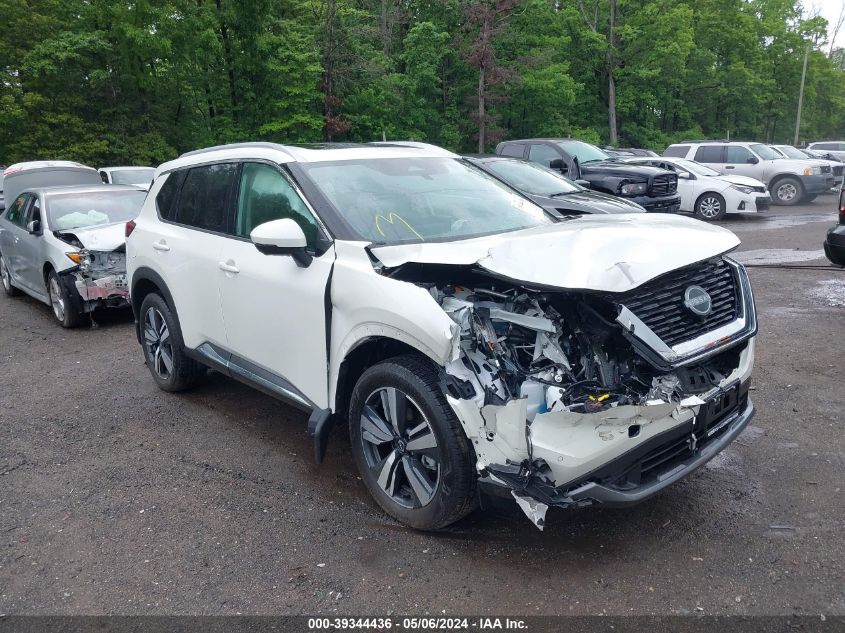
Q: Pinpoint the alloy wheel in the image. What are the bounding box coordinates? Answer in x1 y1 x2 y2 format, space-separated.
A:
143 307 173 379
360 387 441 509
699 196 722 219
777 182 798 202
48 276 65 322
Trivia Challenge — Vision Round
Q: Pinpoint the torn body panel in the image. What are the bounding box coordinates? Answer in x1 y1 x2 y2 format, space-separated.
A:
422 262 756 528
55 226 130 312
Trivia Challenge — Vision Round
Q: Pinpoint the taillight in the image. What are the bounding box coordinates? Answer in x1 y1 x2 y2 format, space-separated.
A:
125 220 136 237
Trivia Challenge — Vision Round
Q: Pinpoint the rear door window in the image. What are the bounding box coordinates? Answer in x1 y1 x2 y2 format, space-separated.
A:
173 163 237 233
694 145 724 163
663 145 689 158
527 144 561 167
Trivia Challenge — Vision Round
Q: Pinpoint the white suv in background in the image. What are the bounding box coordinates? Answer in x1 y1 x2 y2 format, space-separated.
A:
664 141 834 205
126 142 756 530
806 141 845 162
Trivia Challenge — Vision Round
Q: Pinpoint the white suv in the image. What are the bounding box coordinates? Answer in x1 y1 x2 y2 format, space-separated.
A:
664 141 834 205
127 142 757 530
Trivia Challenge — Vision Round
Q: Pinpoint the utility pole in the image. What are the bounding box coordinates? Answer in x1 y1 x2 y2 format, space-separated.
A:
794 42 810 145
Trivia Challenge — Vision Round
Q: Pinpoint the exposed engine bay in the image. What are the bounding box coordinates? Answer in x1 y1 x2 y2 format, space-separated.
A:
394 268 754 530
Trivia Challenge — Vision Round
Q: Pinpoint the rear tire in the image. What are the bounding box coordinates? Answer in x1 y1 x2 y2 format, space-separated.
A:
1 254 21 297
139 293 206 392
348 354 477 530
694 192 727 221
771 177 804 206
47 270 83 328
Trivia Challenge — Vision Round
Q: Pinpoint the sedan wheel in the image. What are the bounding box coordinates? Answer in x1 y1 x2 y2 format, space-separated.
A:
48 276 66 321
695 193 726 221
1 255 21 296
360 387 441 508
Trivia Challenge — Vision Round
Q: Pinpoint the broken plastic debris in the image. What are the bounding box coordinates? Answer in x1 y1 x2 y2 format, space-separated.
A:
511 490 548 531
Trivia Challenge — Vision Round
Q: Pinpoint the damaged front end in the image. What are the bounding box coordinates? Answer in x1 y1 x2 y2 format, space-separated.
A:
415 257 756 529
57 231 130 312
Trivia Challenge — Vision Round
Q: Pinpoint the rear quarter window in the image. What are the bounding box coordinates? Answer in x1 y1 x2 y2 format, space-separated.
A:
663 145 690 158
155 171 185 221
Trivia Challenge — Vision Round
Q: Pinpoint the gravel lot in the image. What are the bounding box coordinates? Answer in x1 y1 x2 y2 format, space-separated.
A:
1 200 843 617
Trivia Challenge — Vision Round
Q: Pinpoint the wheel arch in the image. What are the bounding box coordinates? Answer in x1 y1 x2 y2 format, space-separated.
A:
332 336 438 420
130 267 177 344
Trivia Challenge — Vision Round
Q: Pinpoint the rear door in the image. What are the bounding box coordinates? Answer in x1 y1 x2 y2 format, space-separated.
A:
147 164 237 349
218 161 335 409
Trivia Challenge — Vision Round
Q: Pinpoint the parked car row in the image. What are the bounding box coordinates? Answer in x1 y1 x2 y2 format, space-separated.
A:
0 140 776 531
0 161 152 324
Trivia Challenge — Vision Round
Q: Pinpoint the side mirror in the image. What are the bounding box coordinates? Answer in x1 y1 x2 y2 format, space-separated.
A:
575 179 591 189
678 171 691 179
747 156 759 164
250 218 312 267
27 220 41 234
549 158 565 171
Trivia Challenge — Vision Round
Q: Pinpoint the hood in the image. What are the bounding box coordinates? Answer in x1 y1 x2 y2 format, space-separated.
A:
55 222 127 251
765 158 818 171
370 214 740 293
581 161 668 179
717 174 767 188
530 189 646 215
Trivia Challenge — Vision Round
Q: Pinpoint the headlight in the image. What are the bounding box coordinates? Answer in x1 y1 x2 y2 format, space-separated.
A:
731 184 754 194
803 166 822 176
66 252 89 265
619 182 648 196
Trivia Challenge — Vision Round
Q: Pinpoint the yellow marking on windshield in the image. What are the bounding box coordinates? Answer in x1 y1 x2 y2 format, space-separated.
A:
375 212 424 241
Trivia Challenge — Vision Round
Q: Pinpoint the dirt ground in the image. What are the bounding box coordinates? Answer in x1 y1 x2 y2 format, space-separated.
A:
1 199 843 617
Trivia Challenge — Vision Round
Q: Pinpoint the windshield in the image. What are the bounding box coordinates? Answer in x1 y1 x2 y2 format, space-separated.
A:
47 190 146 231
774 145 809 160
556 141 610 164
481 159 581 196
750 144 782 161
673 159 721 177
109 168 154 185
300 158 551 244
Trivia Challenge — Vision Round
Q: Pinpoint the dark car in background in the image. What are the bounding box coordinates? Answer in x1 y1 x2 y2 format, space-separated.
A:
825 187 845 266
466 156 645 217
496 139 681 213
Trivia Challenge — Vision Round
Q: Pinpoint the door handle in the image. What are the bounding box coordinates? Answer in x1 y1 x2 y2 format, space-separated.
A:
725 166 735 170
218 261 240 274
153 241 170 252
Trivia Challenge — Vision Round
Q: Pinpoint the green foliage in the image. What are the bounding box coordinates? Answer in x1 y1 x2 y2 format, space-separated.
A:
1 0 844 166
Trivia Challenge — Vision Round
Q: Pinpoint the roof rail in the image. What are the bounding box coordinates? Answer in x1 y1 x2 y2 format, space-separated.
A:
369 141 445 152
179 142 295 159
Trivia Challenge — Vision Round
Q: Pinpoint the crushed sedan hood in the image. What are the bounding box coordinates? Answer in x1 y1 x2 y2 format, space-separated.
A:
55 222 127 251
370 214 740 293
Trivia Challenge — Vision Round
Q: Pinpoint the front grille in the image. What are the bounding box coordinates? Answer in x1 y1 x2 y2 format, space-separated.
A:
617 258 739 347
821 164 832 174
650 174 678 196
756 196 770 211
833 165 843 177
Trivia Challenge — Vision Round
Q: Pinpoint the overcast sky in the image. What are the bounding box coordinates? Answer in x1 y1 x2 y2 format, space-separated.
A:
816 0 845 49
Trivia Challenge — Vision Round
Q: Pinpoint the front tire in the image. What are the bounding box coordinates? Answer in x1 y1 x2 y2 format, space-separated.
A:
47 270 82 328
1 254 21 297
771 177 804 206
349 355 477 530
139 293 206 392
694 192 727 221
